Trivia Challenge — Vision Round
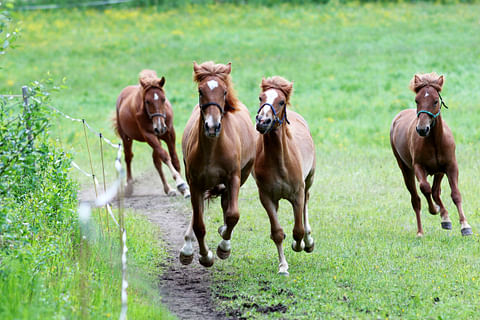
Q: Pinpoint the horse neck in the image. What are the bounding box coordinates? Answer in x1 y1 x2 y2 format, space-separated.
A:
429 114 444 143
262 125 290 167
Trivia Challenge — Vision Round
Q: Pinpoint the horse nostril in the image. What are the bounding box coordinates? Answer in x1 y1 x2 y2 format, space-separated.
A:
265 118 271 125
154 128 160 134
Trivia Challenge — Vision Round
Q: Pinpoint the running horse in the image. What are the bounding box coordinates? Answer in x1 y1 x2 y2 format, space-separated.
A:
114 70 190 198
253 76 316 275
179 61 256 267
390 72 472 237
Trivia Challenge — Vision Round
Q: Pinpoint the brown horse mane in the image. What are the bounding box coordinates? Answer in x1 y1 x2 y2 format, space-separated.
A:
139 69 165 91
193 61 239 112
409 72 444 93
261 76 294 106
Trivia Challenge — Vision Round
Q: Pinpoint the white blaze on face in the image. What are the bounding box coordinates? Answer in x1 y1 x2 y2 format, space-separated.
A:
259 89 278 117
154 93 159 100
205 114 216 128
424 92 429 97
207 80 218 91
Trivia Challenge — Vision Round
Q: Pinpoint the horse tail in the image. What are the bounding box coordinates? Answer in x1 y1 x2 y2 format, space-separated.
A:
112 110 120 137
204 184 226 201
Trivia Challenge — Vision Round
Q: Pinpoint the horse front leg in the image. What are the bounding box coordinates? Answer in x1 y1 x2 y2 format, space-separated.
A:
259 191 288 275
446 165 472 236
432 173 452 230
162 132 190 198
146 135 176 196
121 135 134 196
216 175 240 260
290 190 306 252
414 164 440 215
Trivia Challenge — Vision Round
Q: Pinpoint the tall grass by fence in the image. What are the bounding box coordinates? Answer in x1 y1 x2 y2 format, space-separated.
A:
1 84 130 319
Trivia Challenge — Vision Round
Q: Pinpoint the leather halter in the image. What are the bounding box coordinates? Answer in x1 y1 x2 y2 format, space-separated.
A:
144 86 167 120
200 102 225 116
257 102 290 131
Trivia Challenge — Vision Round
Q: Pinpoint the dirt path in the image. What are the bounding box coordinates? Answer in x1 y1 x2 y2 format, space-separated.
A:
81 171 226 320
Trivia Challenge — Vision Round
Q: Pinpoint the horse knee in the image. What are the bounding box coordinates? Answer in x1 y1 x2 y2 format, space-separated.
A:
419 181 431 195
271 229 285 244
225 211 239 228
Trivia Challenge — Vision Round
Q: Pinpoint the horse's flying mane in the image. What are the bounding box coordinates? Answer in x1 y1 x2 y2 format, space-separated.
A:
261 76 294 106
193 61 239 112
409 72 444 93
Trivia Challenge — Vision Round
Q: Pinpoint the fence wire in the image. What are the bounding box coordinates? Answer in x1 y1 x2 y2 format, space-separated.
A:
45 101 128 320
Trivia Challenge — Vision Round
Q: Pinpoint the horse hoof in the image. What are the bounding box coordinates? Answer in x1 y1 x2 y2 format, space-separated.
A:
199 251 214 267
291 240 305 252
304 242 315 253
216 246 231 260
167 190 177 197
461 227 473 236
125 183 133 197
183 191 191 199
179 252 194 265
441 221 452 230
278 270 289 276
177 182 189 192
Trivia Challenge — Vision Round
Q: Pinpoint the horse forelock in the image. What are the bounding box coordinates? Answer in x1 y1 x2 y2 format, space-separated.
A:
409 72 444 93
193 61 239 112
261 76 293 106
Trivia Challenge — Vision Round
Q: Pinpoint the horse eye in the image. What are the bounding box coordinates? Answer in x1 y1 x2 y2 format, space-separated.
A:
415 99 419 104
224 91 227 96
198 90 203 96
259 97 262 102
279 101 285 106
434 100 438 105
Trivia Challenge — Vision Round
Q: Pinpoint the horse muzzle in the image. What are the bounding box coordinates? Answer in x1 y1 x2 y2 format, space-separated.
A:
204 122 221 138
416 125 430 137
256 115 272 134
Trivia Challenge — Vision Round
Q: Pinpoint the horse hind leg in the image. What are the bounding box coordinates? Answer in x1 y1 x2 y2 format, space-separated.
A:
432 173 452 230
303 189 314 253
291 192 306 252
446 165 472 236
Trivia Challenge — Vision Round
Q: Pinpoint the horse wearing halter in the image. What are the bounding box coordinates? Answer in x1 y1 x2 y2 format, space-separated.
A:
257 102 291 131
416 89 448 127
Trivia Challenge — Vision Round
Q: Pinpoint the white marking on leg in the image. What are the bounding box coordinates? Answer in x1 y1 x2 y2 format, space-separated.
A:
154 93 159 100
207 80 218 90
180 221 194 256
166 160 190 197
461 221 471 230
276 242 289 275
425 92 429 97
219 239 231 251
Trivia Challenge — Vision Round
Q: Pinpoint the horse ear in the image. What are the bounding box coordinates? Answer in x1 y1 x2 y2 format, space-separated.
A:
437 75 444 91
158 76 165 88
139 77 147 88
193 61 200 73
225 62 232 74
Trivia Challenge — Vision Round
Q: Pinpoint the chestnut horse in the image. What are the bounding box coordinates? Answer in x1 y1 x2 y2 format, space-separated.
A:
390 72 472 237
179 61 256 267
114 70 190 198
253 76 316 275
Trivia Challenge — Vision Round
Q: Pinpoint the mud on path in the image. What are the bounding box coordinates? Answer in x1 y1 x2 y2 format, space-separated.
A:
80 171 226 320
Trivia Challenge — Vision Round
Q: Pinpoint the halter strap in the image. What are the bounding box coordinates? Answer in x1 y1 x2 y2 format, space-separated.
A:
257 102 290 129
200 102 225 116
144 86 167 120
416 89 448 127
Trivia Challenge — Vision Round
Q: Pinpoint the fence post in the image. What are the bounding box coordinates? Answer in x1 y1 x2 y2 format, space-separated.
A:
22 86 32 142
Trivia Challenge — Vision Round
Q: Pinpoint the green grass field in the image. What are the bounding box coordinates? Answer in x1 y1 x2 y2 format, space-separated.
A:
3 2 480 319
